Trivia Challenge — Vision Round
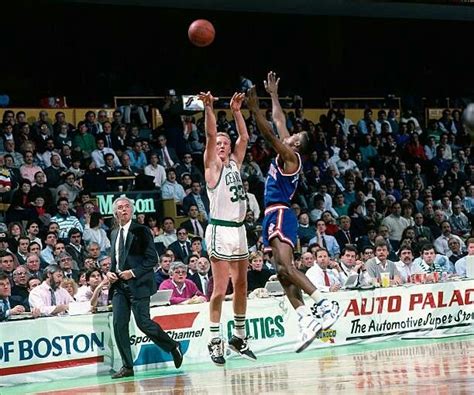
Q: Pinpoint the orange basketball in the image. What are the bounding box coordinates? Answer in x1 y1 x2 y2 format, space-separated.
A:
188 19 215 47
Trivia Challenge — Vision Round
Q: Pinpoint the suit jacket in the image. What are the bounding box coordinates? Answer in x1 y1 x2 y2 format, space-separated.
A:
189 272 210 295
66 244 87 270
183 193 210 216
180 218 207 238
110 222 158 298
168 240 192 262
335 229 357 250
157 146 180 168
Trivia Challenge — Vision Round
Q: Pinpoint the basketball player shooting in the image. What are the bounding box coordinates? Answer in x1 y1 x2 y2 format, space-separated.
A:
198 90 257 365
246 72 340 352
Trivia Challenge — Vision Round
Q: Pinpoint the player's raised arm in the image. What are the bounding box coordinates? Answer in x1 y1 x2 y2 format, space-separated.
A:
229 92 249 167
264 71 290 140
199 91 219 169
246 86 299 173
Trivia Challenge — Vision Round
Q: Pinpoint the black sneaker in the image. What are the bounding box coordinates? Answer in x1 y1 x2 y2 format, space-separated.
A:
208 337 225 366
228 335 257 361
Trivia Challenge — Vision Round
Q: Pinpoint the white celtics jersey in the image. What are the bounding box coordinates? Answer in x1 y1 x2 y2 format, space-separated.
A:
207 160 247 223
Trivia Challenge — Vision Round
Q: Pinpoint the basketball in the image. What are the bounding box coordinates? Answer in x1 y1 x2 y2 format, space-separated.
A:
188 19 215 47
462 103 474 130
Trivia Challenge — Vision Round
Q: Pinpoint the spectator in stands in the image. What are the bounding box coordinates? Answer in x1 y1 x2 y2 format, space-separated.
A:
4 140 24 168
6 178 33 223
44 153 67 189
159 262 206 305
181 204 207 239
394 245 416 283
334 215 356 251
56 172 83 206
176 153 204 183
83 212 111 254
1 271 29 321
86 242 102 267
309 219 340 259
306 248 342 292
99 256 111 275
15 236 29 265
246 251 273 293
144 152 166 188
25 253 42 279
19 151 42 184
162 168 186 211
413 243 453 275
127 140 147 170
434 221 465 256
29 171 53 210
455 238 474 277
51 198 83 240
76 268 109 308
381 202 410 250
11 265 30 303
189 256 211 299
155 253 172 288
168 227 191 262
356 109 374 135
56 252 79 282
447 237 466 266
73 121 96 157
29 264 73 316
0 251 16 282
449 203 471 237
65 228 86 269
338 245 372 285
297 212 315 247
154 217 177 249
157 134 179 169
40 231 58 266
183 180 209 219
91 137 120 169
365 241 402 285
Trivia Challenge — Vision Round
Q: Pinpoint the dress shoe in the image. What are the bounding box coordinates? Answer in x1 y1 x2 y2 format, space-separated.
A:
171 343 183 369
111 366 134 379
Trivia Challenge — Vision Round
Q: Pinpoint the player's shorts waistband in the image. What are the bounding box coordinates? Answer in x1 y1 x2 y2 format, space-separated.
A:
264 203 290 215
209 218 245 227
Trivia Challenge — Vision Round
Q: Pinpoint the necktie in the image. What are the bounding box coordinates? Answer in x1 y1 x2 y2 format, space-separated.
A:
106 135 111 147
193 220 198 236
181 244 188 258
323 270 331 287
50 288 57 306
2 298 10 316
162 148 172 168
119 227 125 271
345 231 351 243
202 275 208 295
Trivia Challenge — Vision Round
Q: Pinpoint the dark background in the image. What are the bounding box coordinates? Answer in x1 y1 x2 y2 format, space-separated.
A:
2 1 474 108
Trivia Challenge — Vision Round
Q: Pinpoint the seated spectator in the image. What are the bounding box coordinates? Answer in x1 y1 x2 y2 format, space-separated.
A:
61 277 79 300
306 248 342 292
381 202 410 250
447 237 466 266
29 171 53 210
434 221 466 256
6 179 33 223
298 251 315 274
126 140 148 170
40 232 58 267
51 198 84 240
20 151 43 184
65 228 87 269
56 252 79 282
144 152 166 188
99 256 111 275
1 271 36 321
154 217 177 249
159 262 206 305
183 181 210 220
247 251 273 293
189 256 211 299
365 241 402 285
83 212 111 254
154 253 173 288
394 245 416 283
413 243 454 275
29 264 74 316
91 137 120 168
449 203 471 237
176 153 204 184
338 245 370 284
168 227 191 262
455 238 474 277
309 219 340 259
25 253 42 279
75 268 109 308
73 121 96 156
11 265 30 305
56 172 83 207
161 168 186 213
157 134 180 169
86 242 102 267
44 153 67 188
321 211 340 236
181 204 207 239
297 212 315 247
243 179 261 220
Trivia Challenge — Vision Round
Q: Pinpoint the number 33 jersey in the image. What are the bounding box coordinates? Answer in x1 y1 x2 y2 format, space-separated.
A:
207 159 247 223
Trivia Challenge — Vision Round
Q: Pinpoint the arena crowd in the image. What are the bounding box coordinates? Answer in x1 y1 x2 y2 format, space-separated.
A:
0 94 473 320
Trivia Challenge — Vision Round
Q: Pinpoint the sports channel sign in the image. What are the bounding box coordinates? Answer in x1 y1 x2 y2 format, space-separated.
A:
93 191 161 216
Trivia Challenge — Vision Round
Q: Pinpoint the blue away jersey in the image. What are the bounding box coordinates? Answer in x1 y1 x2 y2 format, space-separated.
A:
264 153 301 208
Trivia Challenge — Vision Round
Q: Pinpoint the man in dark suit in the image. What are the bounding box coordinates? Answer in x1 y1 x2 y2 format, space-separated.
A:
106 197 182 379
157 134 180 169
168 227 192 262
334 215 357 251
189 256 211 299
183 181 210 219
181 204 207 239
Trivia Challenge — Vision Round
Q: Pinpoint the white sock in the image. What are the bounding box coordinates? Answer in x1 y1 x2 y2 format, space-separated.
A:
310 290 322 303
209 322 220 341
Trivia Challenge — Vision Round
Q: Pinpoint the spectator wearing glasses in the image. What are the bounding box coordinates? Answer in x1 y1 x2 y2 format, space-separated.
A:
56 252 79 282
447 237 466 266
168 227 192 262
159 262 206 305
11 265 30 303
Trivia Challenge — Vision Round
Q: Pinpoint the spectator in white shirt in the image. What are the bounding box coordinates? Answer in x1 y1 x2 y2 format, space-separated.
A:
91 137 120 168
395 245 416 283
455 238 474 277
76 268 110 309
243 179 260 220
434 221 466 256
305 248 342 292
336 150 358 176
28 264 74 316
144 153 166 188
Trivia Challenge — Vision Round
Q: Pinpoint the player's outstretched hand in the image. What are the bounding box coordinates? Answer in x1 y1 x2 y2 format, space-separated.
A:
198 91 218 108
246 86 259 112
264 71 280 96
230 92 245 112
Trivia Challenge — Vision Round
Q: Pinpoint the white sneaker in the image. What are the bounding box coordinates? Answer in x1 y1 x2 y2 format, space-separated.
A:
311 299 340 329
295 315 322 353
